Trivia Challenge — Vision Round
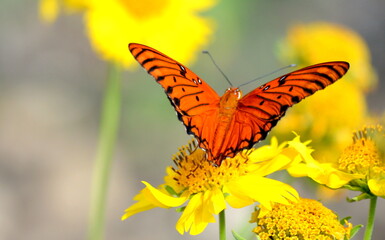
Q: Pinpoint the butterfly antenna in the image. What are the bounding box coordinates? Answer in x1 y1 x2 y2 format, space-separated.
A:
202 50 233 87
238 64 297 88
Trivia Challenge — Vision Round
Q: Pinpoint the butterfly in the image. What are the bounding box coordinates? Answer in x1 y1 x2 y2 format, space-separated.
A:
129 43 349 166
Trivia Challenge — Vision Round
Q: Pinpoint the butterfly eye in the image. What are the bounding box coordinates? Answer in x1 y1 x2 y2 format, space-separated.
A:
235 89 242 98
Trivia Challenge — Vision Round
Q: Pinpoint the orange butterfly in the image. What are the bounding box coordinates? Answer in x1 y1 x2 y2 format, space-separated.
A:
129 43 349 166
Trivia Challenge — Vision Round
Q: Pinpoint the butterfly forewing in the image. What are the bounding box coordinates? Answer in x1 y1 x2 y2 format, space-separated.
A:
236 61 350 145
129 43 220 117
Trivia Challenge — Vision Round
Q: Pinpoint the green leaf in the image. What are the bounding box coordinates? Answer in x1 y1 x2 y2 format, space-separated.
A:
164 185 178 197
339 216 351 225
350 224 363 239
231 230 248 240
175 206 186 213
347 193 372 202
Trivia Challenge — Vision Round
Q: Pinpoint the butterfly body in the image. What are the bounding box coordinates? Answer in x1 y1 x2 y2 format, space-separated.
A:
207 88 242 163
129 43 349 166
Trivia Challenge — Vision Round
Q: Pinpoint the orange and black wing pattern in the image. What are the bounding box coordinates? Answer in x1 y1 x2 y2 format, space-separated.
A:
129 43 220 148
233 61 350 148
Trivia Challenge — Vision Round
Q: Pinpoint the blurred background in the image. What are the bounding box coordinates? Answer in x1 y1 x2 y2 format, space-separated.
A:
0 0 384 239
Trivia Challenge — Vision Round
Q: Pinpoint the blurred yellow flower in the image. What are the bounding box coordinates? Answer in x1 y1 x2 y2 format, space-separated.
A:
122 137 314 235
39 0 217 68
86 0 216 68
288 125 385 199
39 0 89 22
251 198 352 240
275 80 367 161
274 22 375 161
279 22 377 91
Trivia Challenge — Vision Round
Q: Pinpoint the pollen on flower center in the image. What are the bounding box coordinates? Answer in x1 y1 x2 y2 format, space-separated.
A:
251 198 352 240
171 140 250 194
338 125 384 175
119 0 170 19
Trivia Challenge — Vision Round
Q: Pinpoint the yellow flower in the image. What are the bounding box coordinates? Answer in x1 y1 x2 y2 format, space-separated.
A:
288 125 385 198
274 80 366 161
122 136 314 235
274 22 374 161
251 198 352 240
279 22 377 91
39 0 89 22
39 0 217 68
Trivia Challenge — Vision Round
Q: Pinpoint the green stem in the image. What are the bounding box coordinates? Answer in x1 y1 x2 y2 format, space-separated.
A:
88 64 121 240
363 196 377 240
219 209 226 240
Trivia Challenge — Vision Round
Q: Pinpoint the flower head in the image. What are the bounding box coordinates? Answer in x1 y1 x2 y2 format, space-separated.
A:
251 198 352 240
288 125 385 199
278 22 377 91
339 125 385 197
39 0 217 68
274 22 375 162
122 136 314 235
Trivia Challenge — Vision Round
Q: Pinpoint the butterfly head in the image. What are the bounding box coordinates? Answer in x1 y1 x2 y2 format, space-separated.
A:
224 87 242 99
220 88 242 109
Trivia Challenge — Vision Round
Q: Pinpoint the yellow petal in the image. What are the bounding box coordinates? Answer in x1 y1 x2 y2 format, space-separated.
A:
288 161 363 189
248 135 314 176
141 181 188 207
287 135 314 158
368 178 385 197
225 190 254 208
287 162 311 177
207 187 226 214
247 137 281 164
225 175 298 209
175 189 222 235
250 153 293 176
121 198 156 220
176 192 210 235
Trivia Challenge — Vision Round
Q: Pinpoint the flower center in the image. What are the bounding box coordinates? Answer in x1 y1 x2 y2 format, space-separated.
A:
171 141 250 194
119 0 170 19
338 125 384 175
251 198 351 239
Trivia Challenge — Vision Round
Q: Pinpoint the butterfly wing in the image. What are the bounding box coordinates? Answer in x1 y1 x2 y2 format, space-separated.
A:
129 43 221 150
130 44 349 166
233 61 350 148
